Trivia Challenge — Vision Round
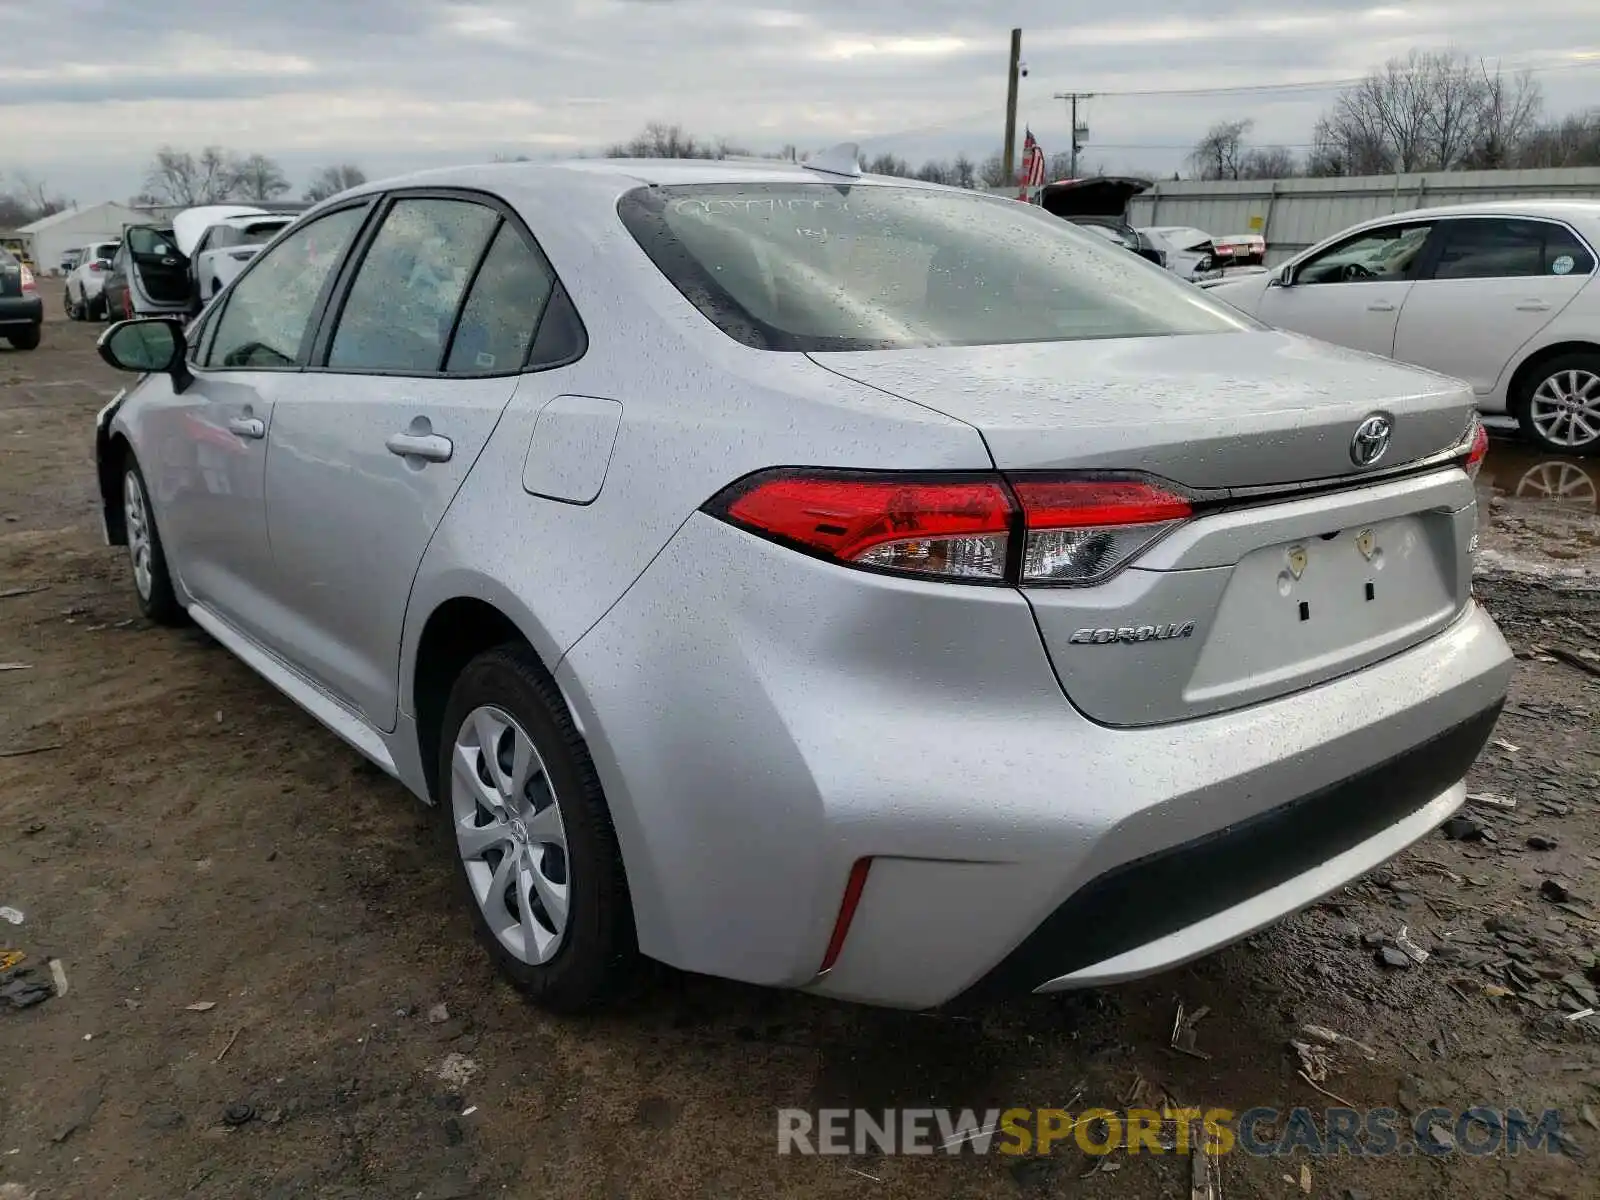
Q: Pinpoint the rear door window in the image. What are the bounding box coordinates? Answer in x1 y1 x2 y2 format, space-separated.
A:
444 223 559 374
1431 218 1596 280
327 197 500 373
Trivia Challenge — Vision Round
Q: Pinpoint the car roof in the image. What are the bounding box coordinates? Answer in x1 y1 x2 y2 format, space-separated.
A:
330 157 960 207
1352 199 1600 225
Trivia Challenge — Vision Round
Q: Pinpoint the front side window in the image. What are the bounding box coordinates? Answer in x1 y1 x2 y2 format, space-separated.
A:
328 198 500 373
619 184 1254 352
93 243 118 263
1296 223 1434 285
1432 218 1597 281
204 206 367 370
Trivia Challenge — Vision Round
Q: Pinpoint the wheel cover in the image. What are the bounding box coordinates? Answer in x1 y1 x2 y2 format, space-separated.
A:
450 705 570 965
123 471 154 600
1529 369 1600 448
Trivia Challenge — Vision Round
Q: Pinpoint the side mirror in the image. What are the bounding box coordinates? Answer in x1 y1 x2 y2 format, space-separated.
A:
1270 264 1295 288
97 318 193 392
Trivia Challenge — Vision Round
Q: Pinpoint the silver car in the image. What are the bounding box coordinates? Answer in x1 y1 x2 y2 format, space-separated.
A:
92 157 1512 1012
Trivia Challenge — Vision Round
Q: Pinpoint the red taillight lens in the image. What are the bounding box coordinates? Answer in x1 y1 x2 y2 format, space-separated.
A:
20 265 36 294
1464 419 1488 480
708 469 1195 586
88 262 105 273
717 471 1014 582
1012 478 1192 585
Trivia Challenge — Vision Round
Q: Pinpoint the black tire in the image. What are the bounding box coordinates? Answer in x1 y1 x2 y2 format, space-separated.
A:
1516 351 1600 456
4 325 40 351
64 289 81 321
434 643 637 1013
120 456 184 625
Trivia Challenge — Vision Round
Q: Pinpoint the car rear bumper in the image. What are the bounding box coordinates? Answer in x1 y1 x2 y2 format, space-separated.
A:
559 512 1512 1009
0 296 43 326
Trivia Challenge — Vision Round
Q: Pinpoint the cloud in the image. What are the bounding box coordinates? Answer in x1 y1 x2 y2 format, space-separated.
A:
1 0 1595 200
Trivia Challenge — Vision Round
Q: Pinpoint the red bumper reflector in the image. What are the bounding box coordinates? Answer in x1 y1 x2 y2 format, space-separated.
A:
818 858 873 975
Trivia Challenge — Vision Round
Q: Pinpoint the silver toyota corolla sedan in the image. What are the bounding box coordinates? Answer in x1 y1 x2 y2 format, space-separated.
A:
92 155 1512 1012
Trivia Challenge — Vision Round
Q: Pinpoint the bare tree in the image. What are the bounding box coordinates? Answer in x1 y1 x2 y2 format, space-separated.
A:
1187 119 1254 180
1 172 71 222
977 151 1009 189
137 146 239 206
1239 146 1299 179
1311 50 1547 174
1467 65 1544 168
1515 109 1600 168
865 152 911 177
230 154 291 203
304 163 367 203
951 153 977 190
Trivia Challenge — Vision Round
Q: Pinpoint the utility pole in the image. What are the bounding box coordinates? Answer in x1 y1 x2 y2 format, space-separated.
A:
1052 91 1096 178
1002 28 1022 187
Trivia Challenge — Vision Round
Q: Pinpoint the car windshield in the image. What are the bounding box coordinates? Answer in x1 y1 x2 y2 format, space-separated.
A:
619 183 1255 352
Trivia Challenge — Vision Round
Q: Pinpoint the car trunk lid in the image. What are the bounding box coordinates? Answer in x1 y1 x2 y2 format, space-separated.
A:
810 332 1479 725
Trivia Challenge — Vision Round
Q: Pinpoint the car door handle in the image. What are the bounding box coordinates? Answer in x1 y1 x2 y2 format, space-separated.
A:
1515 300 1551 312
1366 301 1396 312
227 416 266 439
386 431 454 463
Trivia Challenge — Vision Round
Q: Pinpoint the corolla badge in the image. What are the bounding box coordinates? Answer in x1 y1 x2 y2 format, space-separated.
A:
1069 622 1196 645
1350 413 1393 467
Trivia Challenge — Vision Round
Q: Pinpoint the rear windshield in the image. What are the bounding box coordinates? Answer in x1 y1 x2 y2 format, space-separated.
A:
238 220 290 245
618 183 1253 352
93 243 118 261
0 249 16 268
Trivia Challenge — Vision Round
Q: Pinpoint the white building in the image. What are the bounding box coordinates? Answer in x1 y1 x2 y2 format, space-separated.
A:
17 202 151 275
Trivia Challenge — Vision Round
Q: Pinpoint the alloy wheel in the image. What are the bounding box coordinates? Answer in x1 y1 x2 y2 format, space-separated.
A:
450 706 570 965
123 470 153 600
1529 369 1600 449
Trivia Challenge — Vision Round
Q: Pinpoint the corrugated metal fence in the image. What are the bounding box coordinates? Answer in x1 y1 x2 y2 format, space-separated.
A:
1125 168 1600 265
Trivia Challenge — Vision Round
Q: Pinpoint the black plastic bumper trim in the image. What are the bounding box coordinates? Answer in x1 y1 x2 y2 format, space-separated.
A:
960 702 1502 1003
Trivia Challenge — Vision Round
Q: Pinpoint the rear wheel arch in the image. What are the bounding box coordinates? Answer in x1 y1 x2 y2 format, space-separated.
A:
1507 340 1600 416
411 597 568 802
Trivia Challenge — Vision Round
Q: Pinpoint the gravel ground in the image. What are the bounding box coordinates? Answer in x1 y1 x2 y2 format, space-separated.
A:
1 315 1597 1200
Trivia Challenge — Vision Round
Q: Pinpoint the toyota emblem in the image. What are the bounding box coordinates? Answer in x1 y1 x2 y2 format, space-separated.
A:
1350 413 1393 467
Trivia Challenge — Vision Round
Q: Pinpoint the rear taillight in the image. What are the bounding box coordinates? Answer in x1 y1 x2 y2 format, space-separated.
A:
88 262 105 273
1463 419 1488 480
719 472 1012 582
707 470 1192 586
1012 478 1192 585
20 265 36 294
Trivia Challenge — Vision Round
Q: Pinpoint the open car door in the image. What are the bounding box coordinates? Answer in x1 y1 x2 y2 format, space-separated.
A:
124 225 194 309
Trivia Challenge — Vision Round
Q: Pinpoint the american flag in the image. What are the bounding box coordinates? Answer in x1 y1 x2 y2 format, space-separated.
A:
1018 129 1047 200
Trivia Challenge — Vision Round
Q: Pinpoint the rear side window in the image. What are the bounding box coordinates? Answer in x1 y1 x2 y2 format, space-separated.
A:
444 223 556 374
1432 219 1597 280
618 183 1253 352
328 198 500 373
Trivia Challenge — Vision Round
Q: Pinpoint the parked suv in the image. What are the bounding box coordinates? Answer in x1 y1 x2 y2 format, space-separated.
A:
0 246 42 349
93 159 1511 1013
64 241 120 321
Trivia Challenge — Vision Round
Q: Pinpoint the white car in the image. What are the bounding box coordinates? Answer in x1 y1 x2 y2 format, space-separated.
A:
1207 202 1600 454
175 205 295 307
63 240 120 321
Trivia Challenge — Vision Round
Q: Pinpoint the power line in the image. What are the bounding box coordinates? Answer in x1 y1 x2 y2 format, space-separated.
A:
1079 56 1600 100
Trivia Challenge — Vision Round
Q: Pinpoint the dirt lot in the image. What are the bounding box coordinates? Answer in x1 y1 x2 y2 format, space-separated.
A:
2 314 1598 1200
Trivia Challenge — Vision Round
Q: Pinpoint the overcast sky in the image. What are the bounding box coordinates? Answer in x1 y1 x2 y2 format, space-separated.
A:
2 0 1597 202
